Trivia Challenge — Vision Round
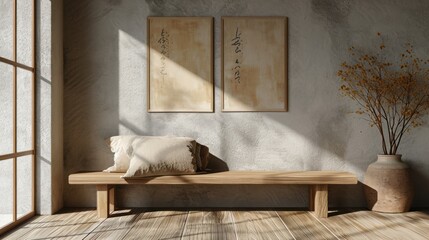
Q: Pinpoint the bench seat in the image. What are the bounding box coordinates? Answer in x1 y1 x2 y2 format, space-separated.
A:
69 171 357 218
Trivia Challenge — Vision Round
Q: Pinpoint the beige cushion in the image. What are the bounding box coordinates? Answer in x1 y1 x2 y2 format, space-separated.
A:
104 135 140 173
122 136 207 178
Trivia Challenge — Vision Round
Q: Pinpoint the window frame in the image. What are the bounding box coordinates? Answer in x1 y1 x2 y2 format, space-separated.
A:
0 0 36 234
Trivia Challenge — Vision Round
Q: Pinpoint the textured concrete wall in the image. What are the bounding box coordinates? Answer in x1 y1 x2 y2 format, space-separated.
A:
64 0 429 208
37 0 64 215
37 0 53 215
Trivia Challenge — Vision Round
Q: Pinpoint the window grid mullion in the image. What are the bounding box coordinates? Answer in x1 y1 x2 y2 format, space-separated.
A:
31 0 37 214
0 150 35 161
12 0 18 223
0 56 35 72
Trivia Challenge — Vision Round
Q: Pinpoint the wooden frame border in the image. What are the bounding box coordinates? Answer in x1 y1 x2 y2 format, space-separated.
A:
0 0 37 235
221 16 288 112
0 150 35 161
147 16 214 113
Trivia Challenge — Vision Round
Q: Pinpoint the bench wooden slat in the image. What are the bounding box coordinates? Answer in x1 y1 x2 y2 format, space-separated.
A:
69 170 357 219
69 171 357 185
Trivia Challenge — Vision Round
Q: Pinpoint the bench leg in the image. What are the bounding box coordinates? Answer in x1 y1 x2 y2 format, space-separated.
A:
96 185 115 218
109 186 115 213
309 185 315 211
310 184 328 218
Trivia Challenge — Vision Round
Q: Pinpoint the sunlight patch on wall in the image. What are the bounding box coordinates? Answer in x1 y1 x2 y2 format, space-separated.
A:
118 29 146 135
148 49 213 111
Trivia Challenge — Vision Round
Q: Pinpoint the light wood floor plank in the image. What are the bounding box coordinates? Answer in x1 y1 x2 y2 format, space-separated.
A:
364 211 429 240
317 210 378 240
3 209 429 240
181 211 236 240
0 215 44 239
84 209 142 240
3 209 86 239
2 210 81 239
121 211 187 240
7 209 101 239
405 210 429 227
233 211 295 240
277 211 337 240
319 210 429 240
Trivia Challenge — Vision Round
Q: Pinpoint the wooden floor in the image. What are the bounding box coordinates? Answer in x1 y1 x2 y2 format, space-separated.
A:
2 208 429 239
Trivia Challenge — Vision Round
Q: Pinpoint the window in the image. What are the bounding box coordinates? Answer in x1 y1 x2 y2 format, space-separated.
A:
0 0 36 234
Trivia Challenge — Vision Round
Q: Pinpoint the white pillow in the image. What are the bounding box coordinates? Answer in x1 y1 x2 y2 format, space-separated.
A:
122 136 197 178
103 135 140 173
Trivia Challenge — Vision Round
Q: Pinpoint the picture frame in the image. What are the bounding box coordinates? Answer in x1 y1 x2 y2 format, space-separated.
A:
147 17 214 112
222 16 288 112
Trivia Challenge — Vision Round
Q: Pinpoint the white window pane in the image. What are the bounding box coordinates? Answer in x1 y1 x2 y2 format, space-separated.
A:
0 0 14 60
17 0 33 66
0 62 14 155
17 156 33 218
17 68 33 152
0 159 13 228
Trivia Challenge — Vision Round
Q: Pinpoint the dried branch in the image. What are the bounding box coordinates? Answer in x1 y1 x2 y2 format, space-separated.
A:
338 33 429 154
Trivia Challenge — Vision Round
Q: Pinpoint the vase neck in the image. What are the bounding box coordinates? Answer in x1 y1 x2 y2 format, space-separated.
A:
377 154 402 162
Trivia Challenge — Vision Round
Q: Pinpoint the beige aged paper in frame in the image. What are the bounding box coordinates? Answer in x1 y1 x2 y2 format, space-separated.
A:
222 17 287 112
148 17 213 112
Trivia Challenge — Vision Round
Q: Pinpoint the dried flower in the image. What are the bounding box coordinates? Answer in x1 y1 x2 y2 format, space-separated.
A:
338 33 429 155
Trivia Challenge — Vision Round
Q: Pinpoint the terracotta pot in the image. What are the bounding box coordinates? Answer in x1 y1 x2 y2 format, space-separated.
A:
364 154 413 213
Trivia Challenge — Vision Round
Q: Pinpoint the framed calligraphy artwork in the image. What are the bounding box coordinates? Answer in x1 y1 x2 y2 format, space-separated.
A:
148 17 214 112
222 17 288 112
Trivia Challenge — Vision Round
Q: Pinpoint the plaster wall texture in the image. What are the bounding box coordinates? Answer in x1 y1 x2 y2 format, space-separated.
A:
37 0 54 215
64 0 429 208
37 0 64 215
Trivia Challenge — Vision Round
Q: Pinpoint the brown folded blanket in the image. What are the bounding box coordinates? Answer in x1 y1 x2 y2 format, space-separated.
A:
190 141 210 172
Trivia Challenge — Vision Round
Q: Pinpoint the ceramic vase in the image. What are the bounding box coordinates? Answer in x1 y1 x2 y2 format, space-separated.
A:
363 154 413 213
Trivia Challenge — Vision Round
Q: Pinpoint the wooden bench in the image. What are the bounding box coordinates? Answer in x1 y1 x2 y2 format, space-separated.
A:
68 171 357 218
